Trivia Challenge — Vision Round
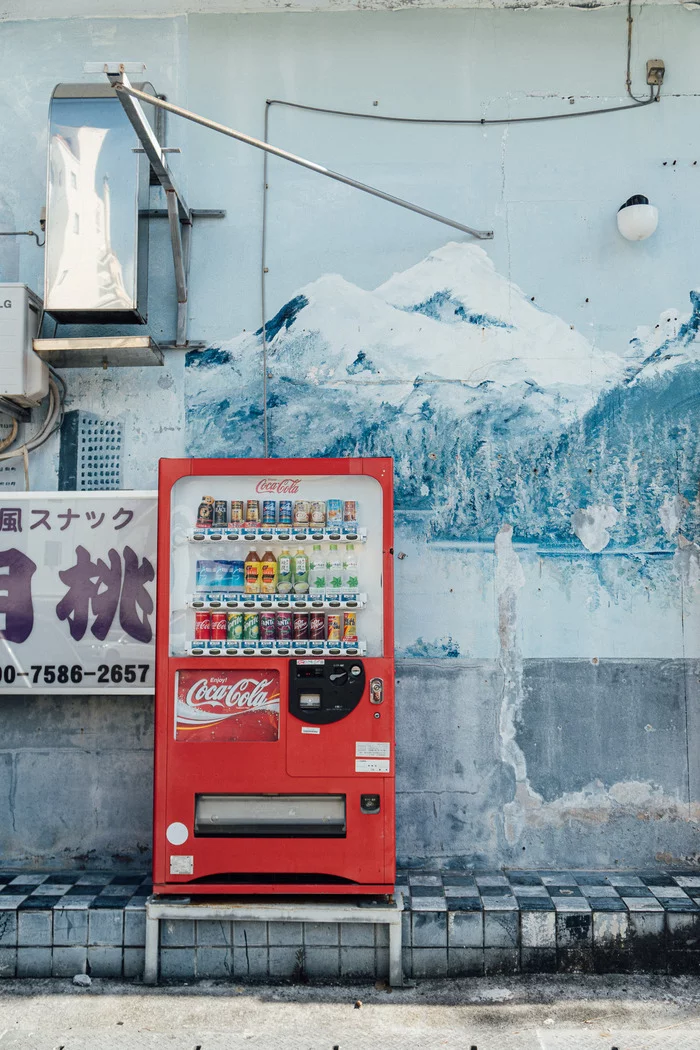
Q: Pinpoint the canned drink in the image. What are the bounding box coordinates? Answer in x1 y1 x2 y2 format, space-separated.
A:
196 496 215 528
276 610 292 640
310 500 326 525
293 611 309 640
310 612 325 641
260 611 277 641
343 500 357 524
210 612 227 642
326 499 343 524
227 612 244 642
342 612 358 643
262 500 277 525
213 500 228 526
230 500 245 525
246 499 261 524
327 614 342 642
243 612 260 641
293 500 310 525
194 611 211 640
278 500 293 525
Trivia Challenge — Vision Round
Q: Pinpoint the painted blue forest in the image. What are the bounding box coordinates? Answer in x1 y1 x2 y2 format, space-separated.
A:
185 242 700 551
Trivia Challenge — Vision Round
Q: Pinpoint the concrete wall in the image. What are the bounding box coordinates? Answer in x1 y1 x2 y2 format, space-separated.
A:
2 5 700 870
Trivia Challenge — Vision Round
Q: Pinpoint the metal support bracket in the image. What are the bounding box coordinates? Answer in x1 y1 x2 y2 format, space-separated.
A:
106 59 492 345
111 71 494 241
106 65 227 349
106 67 190 223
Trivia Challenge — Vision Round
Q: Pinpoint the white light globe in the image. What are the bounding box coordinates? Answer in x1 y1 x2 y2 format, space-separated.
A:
617 196 659 241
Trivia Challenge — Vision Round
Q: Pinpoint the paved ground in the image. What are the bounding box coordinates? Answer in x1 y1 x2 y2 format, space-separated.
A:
0 975 699 1049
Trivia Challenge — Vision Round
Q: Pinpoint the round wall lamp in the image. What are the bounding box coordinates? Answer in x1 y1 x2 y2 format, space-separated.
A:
617 194 659 241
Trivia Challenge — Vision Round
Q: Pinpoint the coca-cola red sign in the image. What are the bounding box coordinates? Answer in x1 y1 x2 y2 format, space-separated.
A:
255 478 301 495
175 669 280 742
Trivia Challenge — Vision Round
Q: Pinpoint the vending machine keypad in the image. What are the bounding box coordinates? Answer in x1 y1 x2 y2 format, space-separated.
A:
289 659 365 725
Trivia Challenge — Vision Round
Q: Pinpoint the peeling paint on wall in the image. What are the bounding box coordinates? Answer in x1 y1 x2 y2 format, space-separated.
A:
571 504 619 553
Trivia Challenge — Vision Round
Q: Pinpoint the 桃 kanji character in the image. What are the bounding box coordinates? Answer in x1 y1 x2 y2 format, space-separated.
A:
55 545 121 641
119 546 155 644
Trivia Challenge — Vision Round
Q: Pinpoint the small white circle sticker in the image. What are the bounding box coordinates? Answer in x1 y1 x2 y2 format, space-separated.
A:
166 822 189 845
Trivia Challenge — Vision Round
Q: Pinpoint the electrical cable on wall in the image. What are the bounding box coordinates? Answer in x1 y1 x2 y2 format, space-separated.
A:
0 418 18 454
0 372 65 489
264 91 657 129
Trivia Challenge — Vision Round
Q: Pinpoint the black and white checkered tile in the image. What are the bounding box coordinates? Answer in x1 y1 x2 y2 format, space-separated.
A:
399 870 700 913
0 872 151 912
2 869 700 979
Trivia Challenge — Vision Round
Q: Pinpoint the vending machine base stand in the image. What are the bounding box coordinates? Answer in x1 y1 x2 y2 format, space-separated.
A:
143 892 407 987
152 883 395 897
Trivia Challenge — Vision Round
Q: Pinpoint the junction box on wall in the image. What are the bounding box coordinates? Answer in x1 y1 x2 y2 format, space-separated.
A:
0 284 48 406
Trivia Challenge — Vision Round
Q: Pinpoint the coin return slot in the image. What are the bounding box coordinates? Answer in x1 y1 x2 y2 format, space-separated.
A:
299 693 321 709
194 794 346 837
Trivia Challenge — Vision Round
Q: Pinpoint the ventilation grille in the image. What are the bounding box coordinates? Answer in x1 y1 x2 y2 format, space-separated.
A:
59 410 124 491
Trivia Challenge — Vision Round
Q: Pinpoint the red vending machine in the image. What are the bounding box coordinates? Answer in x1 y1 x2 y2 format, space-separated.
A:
154 457 394 895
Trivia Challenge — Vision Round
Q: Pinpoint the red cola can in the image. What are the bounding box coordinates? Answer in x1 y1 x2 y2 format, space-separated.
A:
310 612 325 641
293 612 309 640
194 611 211 640
276 610 292 640
260 611 277 641
210 612 227 642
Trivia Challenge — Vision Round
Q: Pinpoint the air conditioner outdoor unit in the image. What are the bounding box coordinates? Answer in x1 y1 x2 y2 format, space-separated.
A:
0 284 49 406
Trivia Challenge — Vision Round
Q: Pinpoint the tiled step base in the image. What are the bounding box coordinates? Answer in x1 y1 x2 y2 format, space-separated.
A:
1 870 700 979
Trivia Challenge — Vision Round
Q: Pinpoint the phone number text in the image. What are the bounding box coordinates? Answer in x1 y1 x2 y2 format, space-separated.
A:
0 663 151 686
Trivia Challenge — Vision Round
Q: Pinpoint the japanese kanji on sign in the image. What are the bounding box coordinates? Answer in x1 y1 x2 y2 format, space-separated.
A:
0 492 157 693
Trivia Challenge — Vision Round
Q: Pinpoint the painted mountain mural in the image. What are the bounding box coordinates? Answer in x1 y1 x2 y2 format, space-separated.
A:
185 242 700 550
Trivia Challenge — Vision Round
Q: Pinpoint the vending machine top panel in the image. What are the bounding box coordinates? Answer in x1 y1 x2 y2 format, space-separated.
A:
169 469 387 659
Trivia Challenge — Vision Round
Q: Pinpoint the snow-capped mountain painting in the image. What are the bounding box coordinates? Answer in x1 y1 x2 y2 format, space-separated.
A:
186 241 700 553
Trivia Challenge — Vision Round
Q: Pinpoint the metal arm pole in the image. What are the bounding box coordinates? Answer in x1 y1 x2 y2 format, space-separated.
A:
107 70 190 224
113 80 494 241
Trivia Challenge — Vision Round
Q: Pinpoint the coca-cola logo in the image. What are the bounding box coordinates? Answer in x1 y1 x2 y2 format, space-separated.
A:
256 478 301 494
178 675 279 725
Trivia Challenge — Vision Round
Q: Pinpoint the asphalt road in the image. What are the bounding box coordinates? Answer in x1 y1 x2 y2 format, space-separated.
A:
0 975 699 1050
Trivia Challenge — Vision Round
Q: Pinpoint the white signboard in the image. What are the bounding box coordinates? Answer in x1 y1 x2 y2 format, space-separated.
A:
0 492 156 693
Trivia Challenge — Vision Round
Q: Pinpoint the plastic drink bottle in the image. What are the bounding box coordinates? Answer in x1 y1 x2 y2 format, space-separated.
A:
244 550 261 594
277 548 293 594
326 544 342 600
342 543 359 599
260 550 278 594
309 544 326 599
292 548 309 594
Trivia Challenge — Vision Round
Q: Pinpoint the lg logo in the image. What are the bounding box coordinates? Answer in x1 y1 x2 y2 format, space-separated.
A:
0 300 12 309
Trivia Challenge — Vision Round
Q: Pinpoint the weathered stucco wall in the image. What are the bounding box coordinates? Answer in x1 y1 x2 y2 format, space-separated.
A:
1 5 700 870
